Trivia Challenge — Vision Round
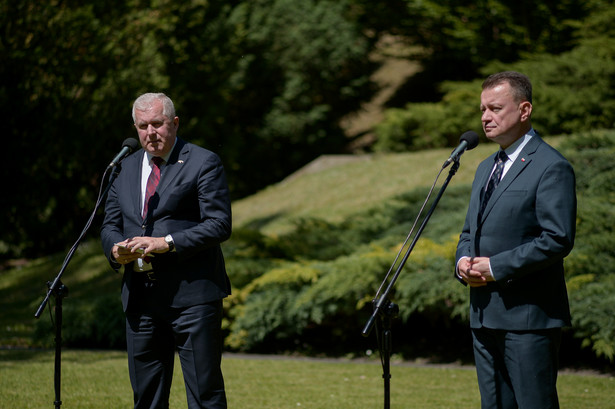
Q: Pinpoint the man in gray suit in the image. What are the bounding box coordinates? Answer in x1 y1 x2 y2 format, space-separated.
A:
456 72 576 409
101 93 231 408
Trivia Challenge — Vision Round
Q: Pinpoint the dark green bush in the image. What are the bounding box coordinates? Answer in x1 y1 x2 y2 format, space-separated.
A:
226 183 473 352
568 274 615 361
28 130 614 362
557 130 615 361
34 294 125 349
373 81 482 152
226 129 615 363
224 228 288 288
375 35 615 152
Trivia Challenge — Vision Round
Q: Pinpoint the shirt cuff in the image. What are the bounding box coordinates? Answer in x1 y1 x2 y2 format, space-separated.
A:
488 259 496 281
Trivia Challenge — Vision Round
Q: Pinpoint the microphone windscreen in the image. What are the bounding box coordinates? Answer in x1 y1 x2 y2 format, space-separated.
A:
460 131 479 150
122 138 140 151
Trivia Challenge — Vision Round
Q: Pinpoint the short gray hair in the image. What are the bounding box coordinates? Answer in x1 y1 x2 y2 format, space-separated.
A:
132 92 176 122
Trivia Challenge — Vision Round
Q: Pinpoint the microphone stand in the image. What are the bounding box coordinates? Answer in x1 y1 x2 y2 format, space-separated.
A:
34 164 122 409
361 158 461 409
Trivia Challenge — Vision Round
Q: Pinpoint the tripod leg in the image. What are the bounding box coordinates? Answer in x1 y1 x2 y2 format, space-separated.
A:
52 282 68 409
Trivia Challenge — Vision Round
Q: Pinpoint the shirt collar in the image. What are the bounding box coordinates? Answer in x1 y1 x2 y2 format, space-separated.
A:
501 128 535 163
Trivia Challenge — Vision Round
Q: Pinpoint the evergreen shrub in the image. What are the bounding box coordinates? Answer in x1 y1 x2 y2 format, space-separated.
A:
33 294 125 349
226 130 615 362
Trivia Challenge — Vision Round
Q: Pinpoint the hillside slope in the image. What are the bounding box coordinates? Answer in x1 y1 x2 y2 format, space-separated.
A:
232 142 498 236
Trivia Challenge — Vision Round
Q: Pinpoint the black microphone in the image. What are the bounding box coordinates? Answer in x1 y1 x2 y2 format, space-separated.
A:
108 138 140 168
442 131 479 168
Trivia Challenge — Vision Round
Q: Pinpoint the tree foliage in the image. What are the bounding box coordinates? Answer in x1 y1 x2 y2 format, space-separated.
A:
374 37 615 151
1 0 373 259
4 0 611 259
373 1 615 152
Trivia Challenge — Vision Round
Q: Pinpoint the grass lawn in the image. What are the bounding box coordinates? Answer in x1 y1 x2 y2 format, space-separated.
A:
1 349 613 409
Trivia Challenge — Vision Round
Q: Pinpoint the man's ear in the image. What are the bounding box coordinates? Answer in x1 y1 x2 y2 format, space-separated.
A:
519 101 532 122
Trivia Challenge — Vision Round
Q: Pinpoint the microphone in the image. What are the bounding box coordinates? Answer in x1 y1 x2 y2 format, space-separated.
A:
442 131 479 168
108 138 140 168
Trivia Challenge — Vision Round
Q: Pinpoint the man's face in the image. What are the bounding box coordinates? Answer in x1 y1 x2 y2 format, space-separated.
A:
134 99 179 157
480 82 532 149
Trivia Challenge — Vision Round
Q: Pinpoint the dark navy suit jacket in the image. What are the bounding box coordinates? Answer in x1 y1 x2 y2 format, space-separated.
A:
101 138 232 312
456 134 576 330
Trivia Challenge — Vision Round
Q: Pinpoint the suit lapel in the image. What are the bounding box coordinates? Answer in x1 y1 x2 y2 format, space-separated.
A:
477 153 497 206
127 151 145 220
479 135 542 223
157 138 189 197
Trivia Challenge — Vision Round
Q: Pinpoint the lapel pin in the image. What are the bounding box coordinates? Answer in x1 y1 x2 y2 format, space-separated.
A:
178 160 184 164
521 158 526 162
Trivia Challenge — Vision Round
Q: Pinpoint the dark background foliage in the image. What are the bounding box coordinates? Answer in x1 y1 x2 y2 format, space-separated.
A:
3 0 612 260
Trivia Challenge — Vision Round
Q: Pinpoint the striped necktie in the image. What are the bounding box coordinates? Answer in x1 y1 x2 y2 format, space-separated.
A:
480 150 508 216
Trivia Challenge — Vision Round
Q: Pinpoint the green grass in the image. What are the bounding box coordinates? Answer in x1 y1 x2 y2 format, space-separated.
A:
232 146 489 236
231 139 567 236
1 349 613 409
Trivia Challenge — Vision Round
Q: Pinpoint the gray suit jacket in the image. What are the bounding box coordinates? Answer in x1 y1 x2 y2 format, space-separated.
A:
456 134 576 330
101 138 232 312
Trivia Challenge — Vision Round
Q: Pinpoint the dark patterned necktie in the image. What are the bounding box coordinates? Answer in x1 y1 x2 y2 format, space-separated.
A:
480 150 508 216
142 157 163 219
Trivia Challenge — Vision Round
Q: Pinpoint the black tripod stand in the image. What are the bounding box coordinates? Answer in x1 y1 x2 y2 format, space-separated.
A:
34 163 123 408
362 157 463 409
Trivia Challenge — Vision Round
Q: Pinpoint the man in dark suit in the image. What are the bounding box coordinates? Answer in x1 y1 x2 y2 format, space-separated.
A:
101 92 231 409
456 72 576 409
